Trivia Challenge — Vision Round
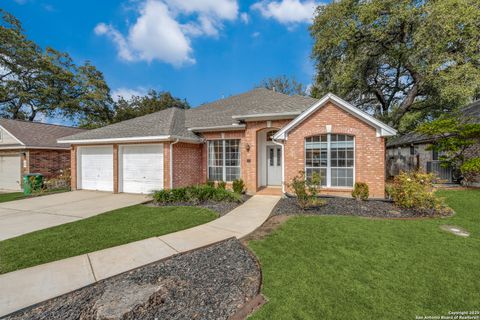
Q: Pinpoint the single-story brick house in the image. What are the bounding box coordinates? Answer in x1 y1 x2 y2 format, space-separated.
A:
0 119 85 190
59 89 396 198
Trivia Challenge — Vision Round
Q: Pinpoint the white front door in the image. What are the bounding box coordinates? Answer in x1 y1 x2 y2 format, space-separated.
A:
0 155 21 190
78 146 113 192
267 145 282 186
120 144 164 194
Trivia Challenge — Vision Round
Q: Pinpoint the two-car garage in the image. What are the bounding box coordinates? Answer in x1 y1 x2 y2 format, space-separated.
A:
76 144 164 194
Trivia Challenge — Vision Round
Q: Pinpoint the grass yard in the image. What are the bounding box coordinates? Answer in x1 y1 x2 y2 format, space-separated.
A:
0 205 217 274
249 189 480 320
0 192 25 203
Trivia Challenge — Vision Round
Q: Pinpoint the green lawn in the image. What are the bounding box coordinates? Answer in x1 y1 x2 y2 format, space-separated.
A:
0 205 217 274
249 189 480 320
0 192 25 203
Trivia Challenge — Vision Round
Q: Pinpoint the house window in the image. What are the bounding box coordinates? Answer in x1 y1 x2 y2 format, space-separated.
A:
305 134 354 187
432 149 439 161
208 139 241 182
410 145 415 155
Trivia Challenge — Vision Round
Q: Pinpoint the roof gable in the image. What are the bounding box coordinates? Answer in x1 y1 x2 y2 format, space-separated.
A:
0 118 85 149
273 93 397 140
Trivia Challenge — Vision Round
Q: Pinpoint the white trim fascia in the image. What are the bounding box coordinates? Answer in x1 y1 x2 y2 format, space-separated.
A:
0 146 70 150
232 112 301 121
0 124 25 146
57 135 202 145
274 93 397 140
188 124 246 132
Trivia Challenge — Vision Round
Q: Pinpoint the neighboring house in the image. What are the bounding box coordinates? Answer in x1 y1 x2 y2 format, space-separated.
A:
59 89 396 198
0 119 86 190
386 100 480 184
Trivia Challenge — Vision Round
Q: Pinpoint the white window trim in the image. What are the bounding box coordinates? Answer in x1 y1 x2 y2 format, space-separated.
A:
207 139 241 182
304 134 356 189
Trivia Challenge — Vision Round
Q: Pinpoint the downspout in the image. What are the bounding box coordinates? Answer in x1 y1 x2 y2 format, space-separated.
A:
271 138 285 194
170 139 179 189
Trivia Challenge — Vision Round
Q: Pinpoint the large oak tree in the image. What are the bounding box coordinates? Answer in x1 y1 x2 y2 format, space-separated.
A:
0 9 113 125
310 0 480 130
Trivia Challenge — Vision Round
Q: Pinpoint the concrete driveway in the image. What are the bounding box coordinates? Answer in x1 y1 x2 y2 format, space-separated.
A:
0 191 150 241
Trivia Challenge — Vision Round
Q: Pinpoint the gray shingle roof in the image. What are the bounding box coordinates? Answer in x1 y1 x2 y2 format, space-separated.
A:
61 88 320 142
60 107 200 142
185 88 318 128
0 118 85 149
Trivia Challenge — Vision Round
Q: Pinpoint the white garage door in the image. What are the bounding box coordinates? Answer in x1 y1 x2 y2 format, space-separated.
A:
78 146 113 192
0 155 21 190
120 144 164 194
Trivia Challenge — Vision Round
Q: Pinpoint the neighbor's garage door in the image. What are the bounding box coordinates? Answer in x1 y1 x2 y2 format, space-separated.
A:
120 144 164 194
0 155 21 190
78 146 113 192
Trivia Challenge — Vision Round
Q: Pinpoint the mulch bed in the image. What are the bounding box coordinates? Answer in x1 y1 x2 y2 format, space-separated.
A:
152 194 252 216
5 238 261 320
272 196 453 218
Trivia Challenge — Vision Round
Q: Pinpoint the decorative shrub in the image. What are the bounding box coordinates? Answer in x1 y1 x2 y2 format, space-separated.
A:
206 181 215 188
153 185 241 204
389 171 444 210
460 157 480 184
288 171 326 209
352 182 369 201
232 179 245 194
385 183 394 200
217 181 227 190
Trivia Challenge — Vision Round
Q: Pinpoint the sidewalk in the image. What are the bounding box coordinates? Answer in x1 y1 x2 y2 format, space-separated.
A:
0 195 280 317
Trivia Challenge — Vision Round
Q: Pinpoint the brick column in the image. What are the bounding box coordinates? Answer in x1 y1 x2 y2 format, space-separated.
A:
164 142 171 189
113 144 119 193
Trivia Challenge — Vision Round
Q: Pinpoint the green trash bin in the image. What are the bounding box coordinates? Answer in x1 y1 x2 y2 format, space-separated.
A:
23 174 44 195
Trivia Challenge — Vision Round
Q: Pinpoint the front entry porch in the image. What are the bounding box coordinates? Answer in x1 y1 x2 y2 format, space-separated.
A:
256 186 283 196
257 128 283 191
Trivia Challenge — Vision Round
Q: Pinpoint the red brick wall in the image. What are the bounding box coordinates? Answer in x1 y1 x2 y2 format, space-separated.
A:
284 102 386 198
28 149 71 179
172 142 203 188
200 122 290 194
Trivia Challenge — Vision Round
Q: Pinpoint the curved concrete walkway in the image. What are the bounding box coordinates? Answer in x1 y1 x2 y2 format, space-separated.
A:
0 195 280 317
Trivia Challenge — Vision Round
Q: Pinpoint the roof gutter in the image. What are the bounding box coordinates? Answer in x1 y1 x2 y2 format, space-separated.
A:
188 124 246 132
0 146 71 150
57 135 202 145
231 112 301 121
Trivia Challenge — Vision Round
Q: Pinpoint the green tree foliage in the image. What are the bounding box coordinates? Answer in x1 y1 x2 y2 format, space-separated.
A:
310 0 480 130
90 89 190 128
417 111 480 169
0 9 113 124
257 75 307 96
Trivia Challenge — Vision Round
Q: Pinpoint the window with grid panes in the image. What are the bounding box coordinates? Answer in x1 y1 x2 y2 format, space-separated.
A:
305 134 354 187
207 139 241 181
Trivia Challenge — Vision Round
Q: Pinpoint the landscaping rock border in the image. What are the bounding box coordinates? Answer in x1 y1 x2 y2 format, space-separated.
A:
5 238 261 320
152 194 251 216
272 196 453 218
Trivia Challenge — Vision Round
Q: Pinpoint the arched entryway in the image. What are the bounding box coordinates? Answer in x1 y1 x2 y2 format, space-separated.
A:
257 128 282 188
